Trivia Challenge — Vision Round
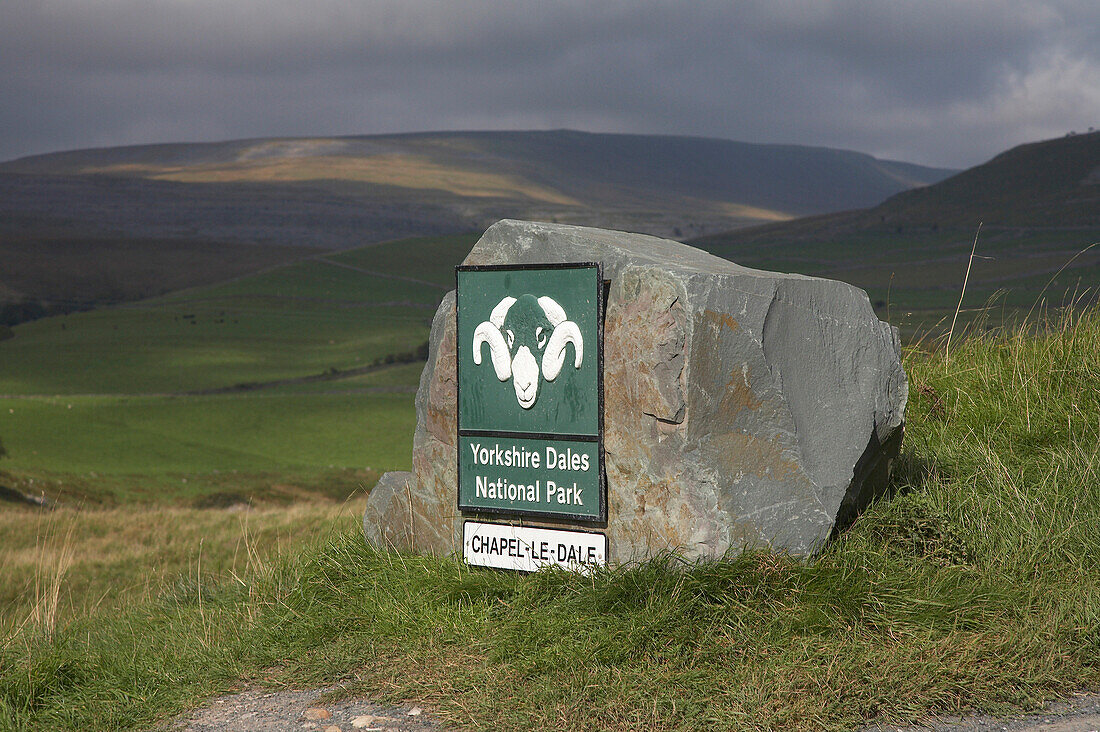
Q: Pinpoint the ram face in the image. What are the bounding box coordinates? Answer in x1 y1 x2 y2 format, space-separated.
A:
472 294 583 409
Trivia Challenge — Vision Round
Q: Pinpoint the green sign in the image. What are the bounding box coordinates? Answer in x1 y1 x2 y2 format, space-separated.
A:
456 263 604 522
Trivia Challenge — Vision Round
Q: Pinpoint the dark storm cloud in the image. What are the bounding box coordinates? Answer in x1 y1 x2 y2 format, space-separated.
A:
2 1 1098 167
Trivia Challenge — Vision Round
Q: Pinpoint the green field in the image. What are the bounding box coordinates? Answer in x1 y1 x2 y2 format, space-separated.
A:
0 303 430 395
0 234 477 503
0 393 413 503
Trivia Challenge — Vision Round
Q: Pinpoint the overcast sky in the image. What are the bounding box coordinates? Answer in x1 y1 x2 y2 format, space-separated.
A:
2 0 1098 168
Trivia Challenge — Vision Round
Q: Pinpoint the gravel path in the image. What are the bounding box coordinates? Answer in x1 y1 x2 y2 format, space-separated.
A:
171 687 1100 731
172 688 448 732
863 691 1100 732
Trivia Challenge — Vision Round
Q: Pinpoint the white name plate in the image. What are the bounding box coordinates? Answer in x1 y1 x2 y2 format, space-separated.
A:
462 521 607 572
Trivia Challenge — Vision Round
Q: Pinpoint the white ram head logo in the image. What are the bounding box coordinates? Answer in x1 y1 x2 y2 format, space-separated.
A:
472 294 583 409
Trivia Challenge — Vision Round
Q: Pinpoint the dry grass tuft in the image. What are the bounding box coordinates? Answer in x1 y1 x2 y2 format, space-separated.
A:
0 500 360 642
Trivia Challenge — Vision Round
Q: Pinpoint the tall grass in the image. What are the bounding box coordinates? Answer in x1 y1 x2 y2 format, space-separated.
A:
24 512 75 642
0 502 355 637
1 308 1099 730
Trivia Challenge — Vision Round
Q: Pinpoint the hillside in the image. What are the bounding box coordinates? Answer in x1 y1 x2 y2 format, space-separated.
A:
0 131 952 320
870 130 1100 229
694 131 1100 335
1 130 954 227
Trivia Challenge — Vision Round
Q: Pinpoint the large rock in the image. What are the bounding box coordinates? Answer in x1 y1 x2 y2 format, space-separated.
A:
364 220 906 561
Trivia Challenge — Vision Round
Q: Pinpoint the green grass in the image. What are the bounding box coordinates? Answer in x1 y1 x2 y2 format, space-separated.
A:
0 392 413 503
0 301 432 396
0 234 316 319
3 307 1100 730
0 393 413 476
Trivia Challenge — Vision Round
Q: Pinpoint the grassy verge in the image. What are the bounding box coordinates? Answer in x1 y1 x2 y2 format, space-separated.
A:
3 308 1100 731
0 501 357 634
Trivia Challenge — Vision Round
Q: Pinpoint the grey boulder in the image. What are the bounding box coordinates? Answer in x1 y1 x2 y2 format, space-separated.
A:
364 220 906 561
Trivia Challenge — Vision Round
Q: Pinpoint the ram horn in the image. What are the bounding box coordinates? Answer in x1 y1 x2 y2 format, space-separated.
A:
490 296 517 328
473 321 512 381
542 320 583 381
537 296 568 327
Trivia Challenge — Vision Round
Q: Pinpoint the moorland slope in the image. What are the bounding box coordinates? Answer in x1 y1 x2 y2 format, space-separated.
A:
694 131 1100 334
1 129 955 229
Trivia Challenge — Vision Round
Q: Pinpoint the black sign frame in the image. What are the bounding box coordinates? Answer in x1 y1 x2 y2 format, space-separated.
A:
455 262 607 526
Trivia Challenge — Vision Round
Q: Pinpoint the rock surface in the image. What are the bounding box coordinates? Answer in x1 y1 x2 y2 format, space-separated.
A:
364 220 906 561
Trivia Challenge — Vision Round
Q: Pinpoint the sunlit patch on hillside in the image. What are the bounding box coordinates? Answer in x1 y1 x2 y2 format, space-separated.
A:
82 154 584 207
868 161 939 189
715 201 793 222
235 139 351 160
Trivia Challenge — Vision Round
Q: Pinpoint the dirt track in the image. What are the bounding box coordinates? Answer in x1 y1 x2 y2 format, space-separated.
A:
173 687 1100 731
173 687 447 732
862 691 1100 732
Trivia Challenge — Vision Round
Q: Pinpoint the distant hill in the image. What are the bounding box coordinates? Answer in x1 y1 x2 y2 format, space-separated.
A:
693 131 1100 336
701 130 1100 244
1 130 954 234
871 130 1100 229
0 130 953 321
